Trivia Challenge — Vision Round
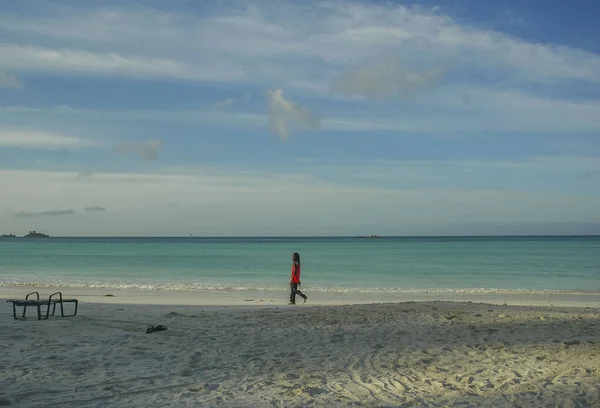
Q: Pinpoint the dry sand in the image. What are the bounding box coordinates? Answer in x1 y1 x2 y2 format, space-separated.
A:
1 293 599 407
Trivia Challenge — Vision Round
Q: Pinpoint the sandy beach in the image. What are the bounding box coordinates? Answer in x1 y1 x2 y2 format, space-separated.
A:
2 290 599 407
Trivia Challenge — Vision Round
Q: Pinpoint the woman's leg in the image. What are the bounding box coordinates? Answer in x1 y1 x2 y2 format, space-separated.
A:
296 287 307 302
289 283 296 304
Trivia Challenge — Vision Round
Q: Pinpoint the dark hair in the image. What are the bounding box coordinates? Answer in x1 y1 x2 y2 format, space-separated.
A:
293 252 300 265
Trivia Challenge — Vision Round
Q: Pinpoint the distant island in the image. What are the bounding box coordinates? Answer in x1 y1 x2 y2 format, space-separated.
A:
357 235 380 239
24 231 50 238
1 231 51 238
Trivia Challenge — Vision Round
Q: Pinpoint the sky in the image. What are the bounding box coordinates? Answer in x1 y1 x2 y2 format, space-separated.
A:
0 0 599 236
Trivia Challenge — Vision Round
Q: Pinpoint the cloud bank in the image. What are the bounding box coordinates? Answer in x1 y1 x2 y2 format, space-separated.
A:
0 169 598 236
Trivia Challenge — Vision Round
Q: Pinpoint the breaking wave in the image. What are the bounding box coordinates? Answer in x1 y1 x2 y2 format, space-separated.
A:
0 276 596 295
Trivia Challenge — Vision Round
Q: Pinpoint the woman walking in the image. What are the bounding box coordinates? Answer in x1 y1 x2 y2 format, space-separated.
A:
289 252 307 305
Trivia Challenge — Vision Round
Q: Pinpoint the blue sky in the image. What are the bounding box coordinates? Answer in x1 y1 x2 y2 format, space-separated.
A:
0 0 599 236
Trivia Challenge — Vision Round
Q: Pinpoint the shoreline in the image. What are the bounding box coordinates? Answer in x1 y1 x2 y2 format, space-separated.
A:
2 286 599 308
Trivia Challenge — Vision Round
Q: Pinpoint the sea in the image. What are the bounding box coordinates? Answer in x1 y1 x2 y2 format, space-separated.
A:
0 236 599 295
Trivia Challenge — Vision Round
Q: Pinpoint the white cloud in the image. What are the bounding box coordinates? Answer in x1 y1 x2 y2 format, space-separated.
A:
0 169 598 236
210 94 251 110
0 105 268 130
12 209 76 218
0 44 196 81
0 71 21 88
0 130 97 149
0 105 86 114
266 89 319 139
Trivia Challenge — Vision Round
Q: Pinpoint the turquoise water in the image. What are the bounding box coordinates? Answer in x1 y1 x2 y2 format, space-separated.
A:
0 236 599 294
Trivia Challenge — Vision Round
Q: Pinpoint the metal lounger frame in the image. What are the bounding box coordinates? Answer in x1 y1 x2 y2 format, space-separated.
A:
7 291 78 320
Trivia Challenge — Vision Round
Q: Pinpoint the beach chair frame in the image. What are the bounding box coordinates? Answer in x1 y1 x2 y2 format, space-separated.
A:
48 291 79 318
6 291 79 320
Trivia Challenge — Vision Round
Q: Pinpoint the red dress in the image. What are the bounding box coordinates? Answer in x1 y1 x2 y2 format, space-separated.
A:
291 262 301 284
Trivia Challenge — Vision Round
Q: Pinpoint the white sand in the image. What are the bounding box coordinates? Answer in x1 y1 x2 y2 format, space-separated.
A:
2 289 600 407
1 286 599 307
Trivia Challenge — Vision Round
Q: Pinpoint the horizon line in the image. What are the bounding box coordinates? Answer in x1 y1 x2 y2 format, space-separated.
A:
2 234 600 239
